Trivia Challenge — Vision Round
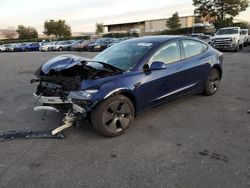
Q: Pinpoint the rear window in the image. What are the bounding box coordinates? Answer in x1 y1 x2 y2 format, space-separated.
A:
182 40 208 59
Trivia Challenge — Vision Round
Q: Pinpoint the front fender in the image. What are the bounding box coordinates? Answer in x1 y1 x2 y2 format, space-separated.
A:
103 88 132 99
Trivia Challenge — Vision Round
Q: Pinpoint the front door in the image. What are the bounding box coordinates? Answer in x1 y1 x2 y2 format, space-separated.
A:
136 40 185 109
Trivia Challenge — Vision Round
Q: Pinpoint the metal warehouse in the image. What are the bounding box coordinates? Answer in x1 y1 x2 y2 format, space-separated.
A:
104 15 203 33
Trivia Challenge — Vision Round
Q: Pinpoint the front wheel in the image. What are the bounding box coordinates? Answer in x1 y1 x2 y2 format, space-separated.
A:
91 95 135 137
204 68 221 96
244 41 248 47
239 43 243 49
234 42 240 52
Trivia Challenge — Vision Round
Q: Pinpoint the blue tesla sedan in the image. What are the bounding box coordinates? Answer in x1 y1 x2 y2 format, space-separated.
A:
34 36 223 136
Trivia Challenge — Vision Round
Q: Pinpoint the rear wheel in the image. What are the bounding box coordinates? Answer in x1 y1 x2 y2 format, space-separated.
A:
91 95 134 137
204 68 221 96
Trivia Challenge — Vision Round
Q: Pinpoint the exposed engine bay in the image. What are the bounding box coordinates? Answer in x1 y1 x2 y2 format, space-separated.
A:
31 54 123 135
32 55 121 102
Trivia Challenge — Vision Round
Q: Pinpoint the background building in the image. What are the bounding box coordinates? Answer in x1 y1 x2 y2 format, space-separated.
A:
104 15 203 33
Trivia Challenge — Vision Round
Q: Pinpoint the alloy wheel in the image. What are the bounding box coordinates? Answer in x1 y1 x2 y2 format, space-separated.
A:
209 70 220 93
102 101 132 133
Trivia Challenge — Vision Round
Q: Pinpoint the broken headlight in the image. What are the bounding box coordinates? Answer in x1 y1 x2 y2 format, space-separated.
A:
69 89 98 100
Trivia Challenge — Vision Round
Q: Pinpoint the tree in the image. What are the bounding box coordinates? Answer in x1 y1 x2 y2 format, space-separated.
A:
193 0 249 28
166 12 181 30
16 25 38 39
96 23 104 34
44 19 71 38
233 22 249 29
213 17 234 29
4 27 17 39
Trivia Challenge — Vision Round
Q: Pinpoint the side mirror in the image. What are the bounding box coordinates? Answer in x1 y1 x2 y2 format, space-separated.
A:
149 61 167 70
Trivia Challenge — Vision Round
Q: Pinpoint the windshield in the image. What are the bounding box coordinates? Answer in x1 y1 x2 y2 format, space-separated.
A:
93 41 153 71
241 30 247 35
216 28 239 35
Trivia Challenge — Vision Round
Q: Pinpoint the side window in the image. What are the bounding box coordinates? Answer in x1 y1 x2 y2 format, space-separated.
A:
149 41 181 65
182 40 207 59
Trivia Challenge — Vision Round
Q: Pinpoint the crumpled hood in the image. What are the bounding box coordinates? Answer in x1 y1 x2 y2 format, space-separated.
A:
41 54 91 75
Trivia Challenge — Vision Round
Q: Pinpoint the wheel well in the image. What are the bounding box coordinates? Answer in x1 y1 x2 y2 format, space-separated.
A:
115 91 137 115
212 65 222 79
90 91 137 121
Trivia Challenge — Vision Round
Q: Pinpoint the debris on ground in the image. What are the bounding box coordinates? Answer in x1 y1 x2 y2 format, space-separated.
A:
0 130 64 142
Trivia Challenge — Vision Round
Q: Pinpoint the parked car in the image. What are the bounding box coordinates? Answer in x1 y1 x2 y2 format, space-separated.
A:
39 41 59 52
106 38 131 48
0 45 4 52
13 43 29 52
87 38 115 52
211 27 244 52
190 33 205 38
106 38 121 48
52 41 73 51
24 42 40 51
241 29 249 46
33 36 223 137
200 35 212 44
190 33 211 44
66 40 83 51
72 40 95 51
0 44 10 52
5 43 20 52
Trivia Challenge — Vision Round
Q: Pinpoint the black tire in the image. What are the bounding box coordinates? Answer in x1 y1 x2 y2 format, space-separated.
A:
239 43 243 49
204 68 221 96
91 95 135 137
234 42 240 52
59 47 63 51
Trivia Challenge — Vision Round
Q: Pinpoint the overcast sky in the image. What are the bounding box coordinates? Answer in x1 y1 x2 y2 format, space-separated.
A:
0 0 249 33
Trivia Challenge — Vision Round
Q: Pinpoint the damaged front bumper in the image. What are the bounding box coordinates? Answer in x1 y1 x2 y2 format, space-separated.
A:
34 93 72 104
34 93 89 117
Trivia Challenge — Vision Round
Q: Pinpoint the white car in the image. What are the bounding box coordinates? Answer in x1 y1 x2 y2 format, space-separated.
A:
240 29 249 46
211 27 245 52
6 43 19 52
52 41 73 51
39 42 59 52
0 44 13 52
0 44 7 52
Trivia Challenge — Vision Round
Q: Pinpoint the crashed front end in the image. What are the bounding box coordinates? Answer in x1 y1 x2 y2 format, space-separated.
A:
32 55 117 124
33 55 91 102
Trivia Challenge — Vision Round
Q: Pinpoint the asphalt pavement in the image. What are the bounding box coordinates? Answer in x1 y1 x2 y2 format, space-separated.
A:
0 48 250 188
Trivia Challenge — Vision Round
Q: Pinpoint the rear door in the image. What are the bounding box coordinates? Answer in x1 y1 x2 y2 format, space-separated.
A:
180 39 211 89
